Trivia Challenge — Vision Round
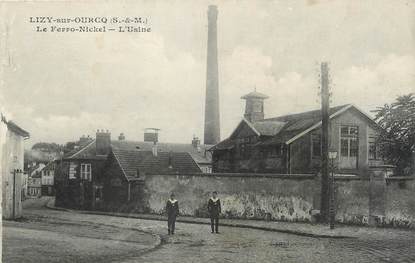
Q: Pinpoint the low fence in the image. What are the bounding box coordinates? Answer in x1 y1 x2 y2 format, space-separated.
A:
139 171 415 228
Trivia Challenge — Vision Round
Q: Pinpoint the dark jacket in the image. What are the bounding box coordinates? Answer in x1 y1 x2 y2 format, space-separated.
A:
208 198 221 217
166 199 179 218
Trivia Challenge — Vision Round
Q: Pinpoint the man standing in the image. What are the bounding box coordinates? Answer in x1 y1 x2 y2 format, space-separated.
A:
208 191 221 233
166 193 179 235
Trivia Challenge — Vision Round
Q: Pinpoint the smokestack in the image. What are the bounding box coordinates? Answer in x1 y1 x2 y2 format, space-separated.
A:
204 5 220 145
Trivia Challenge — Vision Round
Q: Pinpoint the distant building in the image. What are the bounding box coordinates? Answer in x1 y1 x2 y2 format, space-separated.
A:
40 161 56 196
21 172 28 200
0 114 30 219
27 162 46 178
27 175 41 198
55 130 208 210
102 147 202 211
210 91 384 176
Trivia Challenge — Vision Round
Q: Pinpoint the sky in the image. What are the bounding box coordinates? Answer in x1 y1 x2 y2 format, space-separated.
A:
1 0 414 148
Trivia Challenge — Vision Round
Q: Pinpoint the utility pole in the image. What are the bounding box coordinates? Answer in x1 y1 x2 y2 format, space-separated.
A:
320 62 330 223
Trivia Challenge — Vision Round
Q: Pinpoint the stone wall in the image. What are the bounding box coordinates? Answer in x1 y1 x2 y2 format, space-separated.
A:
140 172 415 228
142 173 318 222
385 178 415 228
335 178 370 225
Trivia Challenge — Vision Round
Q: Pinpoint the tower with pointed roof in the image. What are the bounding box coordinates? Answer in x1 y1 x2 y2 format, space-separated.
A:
241 90 269 122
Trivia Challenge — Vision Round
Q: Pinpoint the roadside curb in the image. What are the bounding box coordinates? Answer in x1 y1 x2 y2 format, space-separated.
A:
45 200 355 239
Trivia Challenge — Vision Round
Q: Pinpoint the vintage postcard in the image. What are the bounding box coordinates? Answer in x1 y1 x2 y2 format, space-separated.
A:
1 0 414 262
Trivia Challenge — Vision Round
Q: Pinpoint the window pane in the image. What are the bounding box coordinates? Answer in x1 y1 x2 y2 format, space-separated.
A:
341 127 349 135
350 139 358 157
350 127 358 136
341 139 349 157
369 142 376 159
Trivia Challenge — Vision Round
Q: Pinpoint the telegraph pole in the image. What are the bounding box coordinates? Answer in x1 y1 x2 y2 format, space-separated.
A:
320 62 330 223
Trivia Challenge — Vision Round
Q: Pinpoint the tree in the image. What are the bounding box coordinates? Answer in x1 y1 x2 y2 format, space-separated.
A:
373 93 415 176
32 142 63 153
63 141 76 154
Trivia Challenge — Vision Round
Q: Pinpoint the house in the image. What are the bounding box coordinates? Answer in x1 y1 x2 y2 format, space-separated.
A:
27 175 42 198
21 172 29 200
40 161 56 196
101 147 202 212
0 114 30 219
27 162 46 177
210 91 383 176
55 130 207 210
54 132 108 210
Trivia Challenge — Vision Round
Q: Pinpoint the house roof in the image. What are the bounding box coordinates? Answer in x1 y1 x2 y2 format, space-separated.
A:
241 91 269 99
252 121 286 136
28 163 45 178
209 138 234 151
112 141 212 164
64 140 101 159
112 148 202 181
40 161 55 172
64 139 212 165
1 114 30 138
212 104 379 150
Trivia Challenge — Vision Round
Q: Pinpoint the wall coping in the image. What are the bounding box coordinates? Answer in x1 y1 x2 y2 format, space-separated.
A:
386 176 415 181
148 172 317 179
334 175 368 181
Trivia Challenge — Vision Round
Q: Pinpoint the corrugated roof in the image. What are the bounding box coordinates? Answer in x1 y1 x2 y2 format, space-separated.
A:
112 148 202 178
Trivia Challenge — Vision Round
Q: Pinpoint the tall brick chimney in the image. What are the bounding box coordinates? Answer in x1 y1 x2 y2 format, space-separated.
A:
204 5 220 145
96 129 111 155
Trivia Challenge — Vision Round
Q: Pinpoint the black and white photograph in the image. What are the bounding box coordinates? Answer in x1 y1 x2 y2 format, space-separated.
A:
0 0 414 262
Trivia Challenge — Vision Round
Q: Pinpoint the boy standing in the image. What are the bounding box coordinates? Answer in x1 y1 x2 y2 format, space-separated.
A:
207 191 221 233
166 193 179 235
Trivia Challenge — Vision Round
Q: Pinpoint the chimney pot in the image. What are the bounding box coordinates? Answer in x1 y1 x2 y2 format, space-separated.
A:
96 129 111 155
152 144 158 157
168 151 173 169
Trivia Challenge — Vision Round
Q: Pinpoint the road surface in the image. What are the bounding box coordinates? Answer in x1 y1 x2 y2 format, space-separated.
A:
2 198 415 263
